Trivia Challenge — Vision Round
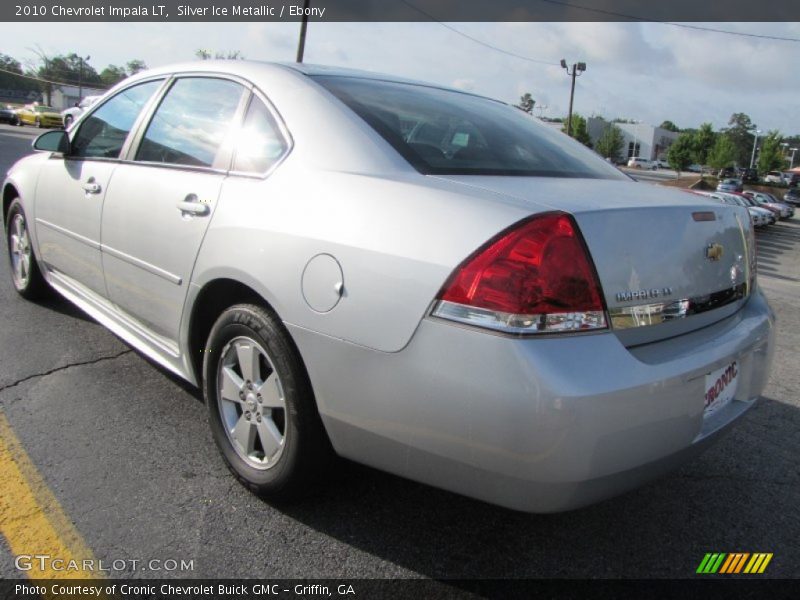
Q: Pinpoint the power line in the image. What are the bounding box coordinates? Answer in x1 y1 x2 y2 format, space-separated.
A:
398 0 800 68
397 0 560 66
0 66 109 90
536 0 800 43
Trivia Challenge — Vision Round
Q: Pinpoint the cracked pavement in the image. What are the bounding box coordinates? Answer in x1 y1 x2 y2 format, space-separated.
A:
0 124 798 579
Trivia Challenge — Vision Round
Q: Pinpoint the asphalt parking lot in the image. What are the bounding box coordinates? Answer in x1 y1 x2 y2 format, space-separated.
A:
0 122 798 581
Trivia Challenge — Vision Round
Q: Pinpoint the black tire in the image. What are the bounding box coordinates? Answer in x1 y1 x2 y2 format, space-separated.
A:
6 199 51 300
203 303 333 500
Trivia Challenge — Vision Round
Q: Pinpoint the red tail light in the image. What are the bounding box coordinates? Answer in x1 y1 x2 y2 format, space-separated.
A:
432 212 607 334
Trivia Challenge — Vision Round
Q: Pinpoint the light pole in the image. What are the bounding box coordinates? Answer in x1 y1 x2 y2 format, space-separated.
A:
749 129 762 170
790 148 798 170
560 59 586 136
295 0 310 63
78 54 90 104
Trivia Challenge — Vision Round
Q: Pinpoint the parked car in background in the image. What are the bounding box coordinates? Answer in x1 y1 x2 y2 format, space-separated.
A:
16 104 63 128
653 158 669 169
0 105 20 125
764 171 785 184
717 178 743 193
733 193 778 225
687 164 704 173
695 191 770 228
627 157 656 169
785 172 799 187
783 188 800 207
743 191 794 219
738 168 758 184
717 167 736 179
2 61 774 513
61 95 102 129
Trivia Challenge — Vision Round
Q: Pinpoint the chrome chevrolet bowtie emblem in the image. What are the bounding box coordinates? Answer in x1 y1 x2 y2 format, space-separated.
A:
706 243 724 261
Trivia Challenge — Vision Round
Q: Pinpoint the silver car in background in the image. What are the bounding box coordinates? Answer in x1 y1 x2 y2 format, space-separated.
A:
3 62 774 512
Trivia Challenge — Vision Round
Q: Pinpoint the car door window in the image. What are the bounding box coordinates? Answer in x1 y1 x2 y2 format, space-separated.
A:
136 77 245 168
71 80 162 159
232 95 289 174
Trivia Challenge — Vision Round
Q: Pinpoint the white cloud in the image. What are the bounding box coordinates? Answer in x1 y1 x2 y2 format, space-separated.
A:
2 21 799 133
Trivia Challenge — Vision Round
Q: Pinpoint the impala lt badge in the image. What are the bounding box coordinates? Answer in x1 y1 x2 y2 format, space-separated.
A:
706 243 724 261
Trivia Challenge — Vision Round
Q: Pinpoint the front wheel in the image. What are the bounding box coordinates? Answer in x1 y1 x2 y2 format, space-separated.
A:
6 199 50 300
203 304 333 500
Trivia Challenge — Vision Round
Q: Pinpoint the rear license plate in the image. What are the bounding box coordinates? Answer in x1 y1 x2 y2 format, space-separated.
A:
704 361 739 415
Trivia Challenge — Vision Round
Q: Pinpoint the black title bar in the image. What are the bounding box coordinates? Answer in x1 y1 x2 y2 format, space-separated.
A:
2 0 799 22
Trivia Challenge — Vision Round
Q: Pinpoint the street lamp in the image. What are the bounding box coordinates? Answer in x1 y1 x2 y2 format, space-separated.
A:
295 0 311 62
790 148 798 170
560 59 586 136
78 54 90 104
749 129 762 169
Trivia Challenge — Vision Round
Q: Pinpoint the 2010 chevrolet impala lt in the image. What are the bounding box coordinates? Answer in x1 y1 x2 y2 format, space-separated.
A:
3 62 775 512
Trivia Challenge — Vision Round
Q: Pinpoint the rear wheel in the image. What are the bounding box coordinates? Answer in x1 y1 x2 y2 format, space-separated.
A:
6 199 50 300
203 303 333 500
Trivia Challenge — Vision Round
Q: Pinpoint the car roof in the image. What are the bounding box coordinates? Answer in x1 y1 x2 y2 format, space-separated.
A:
118 60 499 104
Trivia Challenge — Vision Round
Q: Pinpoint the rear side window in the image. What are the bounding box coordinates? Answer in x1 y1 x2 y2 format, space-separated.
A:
136 77 245 168
314 75 626 180
232 96 288 174
71 80 162 159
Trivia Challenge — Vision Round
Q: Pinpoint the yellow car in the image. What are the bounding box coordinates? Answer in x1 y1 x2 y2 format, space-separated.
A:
16 104 64 128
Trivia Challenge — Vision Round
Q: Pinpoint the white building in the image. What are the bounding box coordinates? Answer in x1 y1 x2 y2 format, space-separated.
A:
50 84 106 111
587 118 679 161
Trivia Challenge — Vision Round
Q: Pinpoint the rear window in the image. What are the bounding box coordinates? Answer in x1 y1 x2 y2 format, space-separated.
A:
313 76 625 179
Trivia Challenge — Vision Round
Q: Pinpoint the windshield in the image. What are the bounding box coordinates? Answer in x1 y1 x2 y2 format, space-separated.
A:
314 75 626 179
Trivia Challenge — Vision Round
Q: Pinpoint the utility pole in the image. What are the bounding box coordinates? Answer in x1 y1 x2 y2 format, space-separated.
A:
78 55 90 104
560 59 586 137
296 0 310 63
790 148 798 170
749 129 762 169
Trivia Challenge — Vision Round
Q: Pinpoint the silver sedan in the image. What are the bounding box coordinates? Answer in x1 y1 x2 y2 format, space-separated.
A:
3 61 774 512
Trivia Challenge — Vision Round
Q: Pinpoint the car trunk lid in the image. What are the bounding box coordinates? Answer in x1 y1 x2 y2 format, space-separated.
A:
433 177 755 345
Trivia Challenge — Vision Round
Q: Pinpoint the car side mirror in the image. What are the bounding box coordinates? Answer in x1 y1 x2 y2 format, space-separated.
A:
33 130 70 155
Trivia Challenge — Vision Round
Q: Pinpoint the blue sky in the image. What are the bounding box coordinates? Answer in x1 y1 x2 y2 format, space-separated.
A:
4 21 800 133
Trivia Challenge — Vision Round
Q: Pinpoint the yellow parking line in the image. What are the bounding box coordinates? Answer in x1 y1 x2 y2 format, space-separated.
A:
0 411 99 580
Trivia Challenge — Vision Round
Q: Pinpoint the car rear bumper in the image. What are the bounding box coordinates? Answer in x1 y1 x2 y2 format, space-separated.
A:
289 288 775 513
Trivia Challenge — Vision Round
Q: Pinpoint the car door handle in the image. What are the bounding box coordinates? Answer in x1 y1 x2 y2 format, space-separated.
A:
176 195 210 217
82 179 101 194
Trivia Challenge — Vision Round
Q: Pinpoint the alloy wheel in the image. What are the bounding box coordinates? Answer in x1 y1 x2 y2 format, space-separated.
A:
9 213 32 290
216 336 287 469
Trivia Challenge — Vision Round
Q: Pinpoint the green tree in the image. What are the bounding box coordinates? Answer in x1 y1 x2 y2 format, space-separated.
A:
514 92 536 114
562 113 592 148
196 49 244 60
707 136 738 170
0 53 38 91
99 65 127 86
595 124 624 161
691 122 716 166
514 92 535 114
757 130 786 175
723 112 755 167
659 120 680 132
667 133 694 174
126 59 147 75
38 53 102 86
